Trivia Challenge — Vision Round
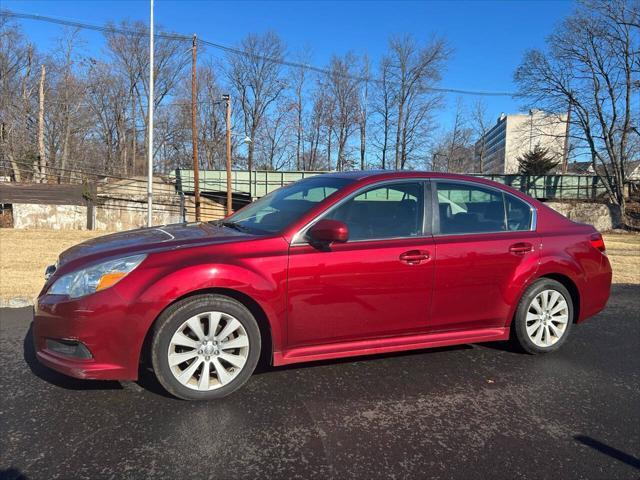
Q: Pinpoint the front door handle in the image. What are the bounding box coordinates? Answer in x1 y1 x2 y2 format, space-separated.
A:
399 250 430 265
509 242 533 255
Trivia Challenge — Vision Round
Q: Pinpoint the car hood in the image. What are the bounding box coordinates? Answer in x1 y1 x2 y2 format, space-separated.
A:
57 222 251 268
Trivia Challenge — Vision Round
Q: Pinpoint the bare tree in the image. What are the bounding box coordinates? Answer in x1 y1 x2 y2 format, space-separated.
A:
388 35 449 169
358 55 370 170
430 99 474 173
371 56 395 169
85 61 129 173
325 53 360 171
256 97 295 170
515 0 639 217
106 21 189 173
43 28 90 181
227 32 286 177
471 100 492 174
290 49 312 170
305 80 330 170
1 15 458 181
0 18 33 181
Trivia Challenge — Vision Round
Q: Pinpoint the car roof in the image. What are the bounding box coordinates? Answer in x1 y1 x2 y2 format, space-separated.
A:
319 170 541 205
322 170 492 182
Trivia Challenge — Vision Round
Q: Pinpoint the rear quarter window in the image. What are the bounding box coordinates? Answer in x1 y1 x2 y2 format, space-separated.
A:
505 195 533 231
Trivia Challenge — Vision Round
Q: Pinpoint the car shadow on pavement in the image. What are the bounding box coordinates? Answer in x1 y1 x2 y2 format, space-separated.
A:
574 435 640 470
23 323 123 391
0 468 29 480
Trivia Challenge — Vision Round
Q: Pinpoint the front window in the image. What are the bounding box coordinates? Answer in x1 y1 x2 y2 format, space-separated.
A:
225 176 354 234
324 182 424 241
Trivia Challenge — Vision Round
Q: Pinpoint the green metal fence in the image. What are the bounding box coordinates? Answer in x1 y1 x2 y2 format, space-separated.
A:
174 169 615 201
471 174 613 200
174 169 324 199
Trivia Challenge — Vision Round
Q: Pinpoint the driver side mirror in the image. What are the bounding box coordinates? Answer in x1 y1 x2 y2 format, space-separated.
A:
307 219 349 246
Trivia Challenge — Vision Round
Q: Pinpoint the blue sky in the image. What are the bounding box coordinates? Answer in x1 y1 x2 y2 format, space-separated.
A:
4 0 575 129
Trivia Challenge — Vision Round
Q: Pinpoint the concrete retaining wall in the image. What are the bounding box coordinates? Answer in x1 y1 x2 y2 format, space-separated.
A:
94 197 181 231
12 204 87 230
9 195 226 231
545 201 622 231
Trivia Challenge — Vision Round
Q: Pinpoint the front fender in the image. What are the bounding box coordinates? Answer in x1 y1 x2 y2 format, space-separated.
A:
114 249 288 375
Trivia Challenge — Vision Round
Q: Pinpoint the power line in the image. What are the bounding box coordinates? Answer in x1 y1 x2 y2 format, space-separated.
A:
1 9 517 98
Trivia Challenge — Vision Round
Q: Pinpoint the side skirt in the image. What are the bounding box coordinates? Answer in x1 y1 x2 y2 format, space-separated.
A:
273 327 510 366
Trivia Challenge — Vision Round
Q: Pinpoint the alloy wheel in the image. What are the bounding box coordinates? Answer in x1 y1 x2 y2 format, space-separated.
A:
525 289 569 348
167 311 250 391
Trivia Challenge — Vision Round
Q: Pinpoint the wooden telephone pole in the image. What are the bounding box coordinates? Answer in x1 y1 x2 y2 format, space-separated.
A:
191 34 201 221
224 94 232 216
561 100 572 173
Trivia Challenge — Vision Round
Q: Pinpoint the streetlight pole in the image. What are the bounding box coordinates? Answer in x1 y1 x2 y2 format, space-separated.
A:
146 0 154 227
223 94 232 216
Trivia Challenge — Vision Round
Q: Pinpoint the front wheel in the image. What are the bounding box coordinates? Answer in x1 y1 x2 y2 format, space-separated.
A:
151 294 261 400
513 279 574 354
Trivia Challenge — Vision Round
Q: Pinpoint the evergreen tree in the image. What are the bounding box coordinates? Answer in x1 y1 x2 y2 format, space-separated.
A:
517 145 559 175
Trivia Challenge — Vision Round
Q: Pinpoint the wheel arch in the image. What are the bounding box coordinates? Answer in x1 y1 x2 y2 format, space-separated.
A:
139 287 275 374
537 273 581 323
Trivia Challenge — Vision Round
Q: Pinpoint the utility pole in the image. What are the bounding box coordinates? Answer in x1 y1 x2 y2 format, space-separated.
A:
37 64 46 183
223 94 232 216
191 34 201 221
562 100 572 174
147 0 154 227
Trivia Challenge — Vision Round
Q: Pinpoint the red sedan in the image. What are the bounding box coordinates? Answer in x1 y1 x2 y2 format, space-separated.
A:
34 172 612 400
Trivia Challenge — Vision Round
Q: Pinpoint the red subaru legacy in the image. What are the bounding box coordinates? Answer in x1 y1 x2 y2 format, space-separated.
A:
34 172 612 400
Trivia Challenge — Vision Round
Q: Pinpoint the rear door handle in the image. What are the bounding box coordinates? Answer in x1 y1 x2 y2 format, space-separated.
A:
399 250 430 265
509 242 533 255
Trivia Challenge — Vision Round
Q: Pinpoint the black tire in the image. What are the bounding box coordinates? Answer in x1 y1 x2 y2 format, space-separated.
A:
513 278 574 354
151 294 261 400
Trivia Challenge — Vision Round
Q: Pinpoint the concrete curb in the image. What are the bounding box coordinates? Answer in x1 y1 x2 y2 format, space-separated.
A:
0 298 34 308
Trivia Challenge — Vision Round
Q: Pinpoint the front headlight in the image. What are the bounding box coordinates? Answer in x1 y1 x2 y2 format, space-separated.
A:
48 254 146 299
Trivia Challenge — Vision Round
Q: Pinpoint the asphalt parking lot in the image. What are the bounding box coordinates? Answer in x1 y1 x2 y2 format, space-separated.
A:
1 284 639 480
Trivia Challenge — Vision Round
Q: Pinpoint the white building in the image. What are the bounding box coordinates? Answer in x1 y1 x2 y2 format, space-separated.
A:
474 110 568 174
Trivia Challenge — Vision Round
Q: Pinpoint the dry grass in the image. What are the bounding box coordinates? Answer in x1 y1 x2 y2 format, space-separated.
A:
602 232 640 285
0 229 107 300
0 229 638 301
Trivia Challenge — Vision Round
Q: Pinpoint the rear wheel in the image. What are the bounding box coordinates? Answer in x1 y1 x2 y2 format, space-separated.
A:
151 294 261 400
513 279 573 354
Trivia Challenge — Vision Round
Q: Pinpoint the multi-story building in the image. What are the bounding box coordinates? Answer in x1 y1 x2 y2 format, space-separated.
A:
474 110 568 174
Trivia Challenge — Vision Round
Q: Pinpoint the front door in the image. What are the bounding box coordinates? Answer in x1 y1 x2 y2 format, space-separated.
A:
286 181 435 348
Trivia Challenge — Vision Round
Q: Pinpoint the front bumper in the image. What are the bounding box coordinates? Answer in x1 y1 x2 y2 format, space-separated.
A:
33 289 150 381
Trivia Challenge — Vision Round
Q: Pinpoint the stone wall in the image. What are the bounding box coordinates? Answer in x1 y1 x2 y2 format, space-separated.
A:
94 197 182 231
9 196 226 231
12 204 87 230
545 201 622 231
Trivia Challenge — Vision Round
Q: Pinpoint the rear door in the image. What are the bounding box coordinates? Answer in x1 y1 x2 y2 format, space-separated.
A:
429 180 540 332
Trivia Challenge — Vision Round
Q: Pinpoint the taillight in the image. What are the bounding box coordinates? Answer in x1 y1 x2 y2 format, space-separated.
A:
590 233 606 253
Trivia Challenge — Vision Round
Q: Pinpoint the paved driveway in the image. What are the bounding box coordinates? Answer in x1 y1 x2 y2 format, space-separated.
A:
1 284 639 479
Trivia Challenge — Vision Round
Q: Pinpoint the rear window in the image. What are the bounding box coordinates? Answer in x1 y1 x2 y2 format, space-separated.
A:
436 182 506 234
436 182 532 234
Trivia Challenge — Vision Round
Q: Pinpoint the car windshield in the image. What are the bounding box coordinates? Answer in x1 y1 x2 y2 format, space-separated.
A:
221 176 354 234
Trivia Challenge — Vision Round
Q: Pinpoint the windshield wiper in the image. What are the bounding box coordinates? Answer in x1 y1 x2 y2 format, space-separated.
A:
219 220 251 233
